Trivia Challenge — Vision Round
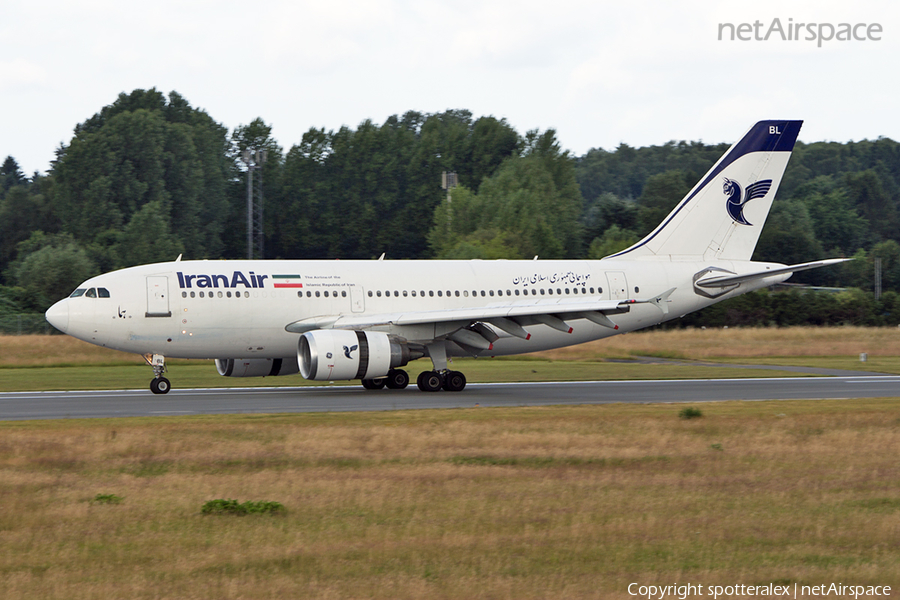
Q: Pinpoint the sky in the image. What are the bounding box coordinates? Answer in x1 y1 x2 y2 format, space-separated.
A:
2 0 898 176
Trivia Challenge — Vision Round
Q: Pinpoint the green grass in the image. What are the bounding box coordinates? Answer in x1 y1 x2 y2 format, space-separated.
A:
717 355 900 374
0 358 823 392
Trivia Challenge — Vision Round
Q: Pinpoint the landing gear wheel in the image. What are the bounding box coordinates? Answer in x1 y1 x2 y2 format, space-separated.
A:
443 370 466 392
417 371 443 392
150 377 171 395
385 369 410 390
362 378 387 390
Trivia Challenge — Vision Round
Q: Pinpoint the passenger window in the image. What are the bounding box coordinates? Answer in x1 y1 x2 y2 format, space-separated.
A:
376 291 382 297
244 291 249 298
506 290 511 296
540 289 545 295
489 290 494 296
403 291 408 297
69 289 87 298
454 291 460 297
342 291 347 297
315 291 321 298
85 288 97 298
199 291 204 298
298 291 303 298
480 291 486 297
190 291 195 298
227 291 232 298
429 291 434 297
515 289 520 296
548 289 553 295
412 291 417 297
182 291 187 298
438 291 443 297
218 291 224 298
98 288 110 298
368 291 373 297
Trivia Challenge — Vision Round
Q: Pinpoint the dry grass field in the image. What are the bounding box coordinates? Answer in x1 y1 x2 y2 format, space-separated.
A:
1 401 899 599
1 326 894 368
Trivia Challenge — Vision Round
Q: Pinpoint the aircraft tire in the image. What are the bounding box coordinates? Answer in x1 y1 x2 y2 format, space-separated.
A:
417 371 443 392
443 370 466 392
362 378 387 390
151 377 171 395
385 369 409 390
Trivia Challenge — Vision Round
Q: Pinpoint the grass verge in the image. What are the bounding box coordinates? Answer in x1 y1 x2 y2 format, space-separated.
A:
1 400 898 599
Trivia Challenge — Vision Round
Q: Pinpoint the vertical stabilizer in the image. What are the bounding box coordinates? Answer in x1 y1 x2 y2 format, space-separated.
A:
608 120 802 261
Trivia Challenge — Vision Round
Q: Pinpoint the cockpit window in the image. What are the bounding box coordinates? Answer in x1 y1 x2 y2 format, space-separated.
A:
69 289 87 298
85 288 97 298
98 288 110 298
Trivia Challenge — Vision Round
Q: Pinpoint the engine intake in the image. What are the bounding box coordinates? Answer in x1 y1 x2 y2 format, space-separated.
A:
215 357 300 378
298 330 415 381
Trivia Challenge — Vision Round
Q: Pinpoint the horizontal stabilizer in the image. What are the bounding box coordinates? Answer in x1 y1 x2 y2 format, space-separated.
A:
695 259 851 288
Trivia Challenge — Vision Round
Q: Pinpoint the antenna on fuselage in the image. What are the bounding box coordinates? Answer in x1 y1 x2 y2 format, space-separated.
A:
175 254 182 262
378 253 385 261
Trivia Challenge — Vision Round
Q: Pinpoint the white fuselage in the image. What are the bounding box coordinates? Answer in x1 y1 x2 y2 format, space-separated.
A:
48 257 787 361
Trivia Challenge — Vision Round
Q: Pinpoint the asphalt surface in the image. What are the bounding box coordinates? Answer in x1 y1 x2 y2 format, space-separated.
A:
1 376 899 420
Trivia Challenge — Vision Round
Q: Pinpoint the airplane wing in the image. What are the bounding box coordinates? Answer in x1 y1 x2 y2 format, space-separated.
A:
695 259 851 289
285 288 677 343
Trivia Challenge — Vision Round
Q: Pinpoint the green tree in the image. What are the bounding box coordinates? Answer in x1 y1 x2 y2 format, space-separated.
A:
53 89 233 263
753 199 824 272
636 170 690 235
1 156 27 194
10 233 96 310
587 225 639 259
846 170 897 241
429 141 584 260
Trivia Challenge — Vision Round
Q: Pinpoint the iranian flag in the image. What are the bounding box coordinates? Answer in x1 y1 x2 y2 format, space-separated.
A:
272 274 303 288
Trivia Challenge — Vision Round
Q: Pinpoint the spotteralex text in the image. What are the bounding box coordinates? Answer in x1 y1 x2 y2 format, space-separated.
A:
628 582 891 600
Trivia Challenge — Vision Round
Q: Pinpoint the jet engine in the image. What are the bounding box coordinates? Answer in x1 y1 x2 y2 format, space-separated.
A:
298 330 418 381
215 357 300 378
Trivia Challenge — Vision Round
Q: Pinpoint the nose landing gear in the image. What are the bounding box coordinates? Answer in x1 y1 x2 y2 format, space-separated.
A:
144 353 171 395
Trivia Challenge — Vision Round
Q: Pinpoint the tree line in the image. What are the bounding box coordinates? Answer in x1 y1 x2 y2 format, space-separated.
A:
0 88 896 323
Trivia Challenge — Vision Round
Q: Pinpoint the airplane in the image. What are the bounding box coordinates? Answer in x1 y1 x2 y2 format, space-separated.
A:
45 120 847 394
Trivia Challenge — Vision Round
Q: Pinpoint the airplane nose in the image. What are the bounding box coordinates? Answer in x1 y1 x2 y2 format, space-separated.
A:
45 299 69 333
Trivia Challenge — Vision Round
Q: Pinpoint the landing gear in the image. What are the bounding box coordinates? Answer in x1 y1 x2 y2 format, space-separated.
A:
384 369 410 389
150 377 171 395
443 370 467 392
417 370 443 392
361 378 387 390
144 353 171 395
416 370 466 392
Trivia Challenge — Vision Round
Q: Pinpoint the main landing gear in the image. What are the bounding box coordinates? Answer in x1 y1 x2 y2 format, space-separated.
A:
362 368 409 390
417 369 466 392
360 368 467 392
144 353 171 395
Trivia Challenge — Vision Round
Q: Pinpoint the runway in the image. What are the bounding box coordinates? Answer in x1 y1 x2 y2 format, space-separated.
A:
1 376 899 420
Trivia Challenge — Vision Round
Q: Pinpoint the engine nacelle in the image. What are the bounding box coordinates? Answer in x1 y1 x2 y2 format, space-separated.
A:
298 330 413 381
215 357 300 378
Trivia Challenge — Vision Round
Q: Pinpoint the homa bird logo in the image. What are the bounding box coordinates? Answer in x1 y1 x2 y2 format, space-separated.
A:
343 344 358 359
722 178 773 226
